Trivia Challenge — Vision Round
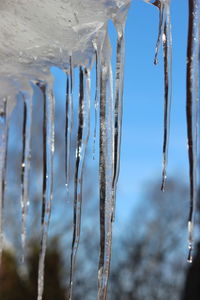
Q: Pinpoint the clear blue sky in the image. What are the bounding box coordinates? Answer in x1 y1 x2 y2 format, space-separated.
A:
52 0 189 226
116 0 189 220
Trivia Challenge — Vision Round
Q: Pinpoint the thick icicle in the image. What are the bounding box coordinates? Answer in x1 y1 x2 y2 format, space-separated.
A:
37 84 55 300
150 0 172 191
0 98 8 263
98 34 114 300
111 23 125 222
186 0 200 263
69 67 90 300
65 56 74 191
20 93 32 261
153 0 166 66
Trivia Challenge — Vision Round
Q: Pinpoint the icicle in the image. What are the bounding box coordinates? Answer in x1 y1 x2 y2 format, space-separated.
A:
41 83 47 226
20 93 32 262
65 74 70 186
65 56 74 191
153 0 166 66
93 46 100 160
186 0 200 263
69 55 74 93
85 69 91 139
111 23 125 222
37 83 55 300
0 98 8 263
69 67 90 300
149 0 172 191
161 2 172 192
98 33 114 300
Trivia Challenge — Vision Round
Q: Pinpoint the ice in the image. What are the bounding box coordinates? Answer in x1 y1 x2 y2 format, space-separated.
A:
5 0 200 299
65 74 70 185
69 67 91 299
0 99 9 263
20 92 33 261
37 83 55 300
93 47 100 160
186 0 200 263
65 57 74 191
98 32 115 300
0 1 130 299
111 13 127 222
161 8 172 192
0 0 130 108
146 0 200 263
146 0 172 191
151 0 168 66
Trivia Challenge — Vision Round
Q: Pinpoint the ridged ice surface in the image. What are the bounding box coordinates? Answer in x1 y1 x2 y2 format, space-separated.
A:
0 0 130 105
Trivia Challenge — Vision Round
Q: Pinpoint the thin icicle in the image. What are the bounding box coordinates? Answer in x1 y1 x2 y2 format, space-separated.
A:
149 0 172 191
65 74 70 185
98 34 114 300
69 67 90 300
85 69 91 140
20 93 32 262
93 46 100 160
40 83 47 225
186 0 200 263
161 3 172 192
37 83 55 300
111 24 125 222
65 56 74 191
0 98 8 263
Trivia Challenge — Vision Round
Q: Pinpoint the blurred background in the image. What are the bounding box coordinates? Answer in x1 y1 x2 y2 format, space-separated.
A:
1 0 200 299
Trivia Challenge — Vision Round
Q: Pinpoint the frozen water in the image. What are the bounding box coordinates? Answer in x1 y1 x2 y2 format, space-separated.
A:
0 1 130 299
65 61 73 191
146 0 172 191
98 33 114 300
112 15 126 221
69 67 91 299
37 83 55 300
0 99 9 263
0 0 200 300
0 0 130 107
20 91 33 261
186 0 200 263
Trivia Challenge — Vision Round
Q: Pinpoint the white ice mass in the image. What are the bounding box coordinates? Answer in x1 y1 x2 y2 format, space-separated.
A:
0 0 200 300
0 0 129 107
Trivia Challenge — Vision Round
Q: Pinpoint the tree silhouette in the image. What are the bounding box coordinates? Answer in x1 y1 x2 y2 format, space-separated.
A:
1 178 191 299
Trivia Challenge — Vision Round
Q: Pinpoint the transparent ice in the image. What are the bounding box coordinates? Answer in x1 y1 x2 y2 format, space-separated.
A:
0 1 199 300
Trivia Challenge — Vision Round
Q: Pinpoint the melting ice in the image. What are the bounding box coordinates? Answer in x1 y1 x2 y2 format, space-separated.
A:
0 0 200 300
0 1 130 299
